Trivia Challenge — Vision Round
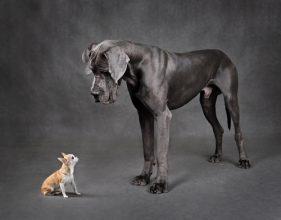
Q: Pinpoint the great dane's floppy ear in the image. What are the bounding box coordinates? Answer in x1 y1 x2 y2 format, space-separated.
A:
105 47 130 84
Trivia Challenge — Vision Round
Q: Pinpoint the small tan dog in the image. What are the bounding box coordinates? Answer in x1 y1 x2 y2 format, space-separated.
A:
41 152 81 198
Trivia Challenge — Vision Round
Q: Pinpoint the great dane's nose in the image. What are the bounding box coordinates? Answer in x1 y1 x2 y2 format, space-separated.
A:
91 90 99 95
91 91 100 102
91 86 99 94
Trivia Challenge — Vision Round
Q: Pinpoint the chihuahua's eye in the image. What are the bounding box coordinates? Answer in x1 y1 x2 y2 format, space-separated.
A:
72 156 74 159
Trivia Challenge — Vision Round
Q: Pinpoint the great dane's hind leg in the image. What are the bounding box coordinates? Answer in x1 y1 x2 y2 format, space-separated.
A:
131 108 155 186
225 95 251 168
149 106 172 194
200 87 224 163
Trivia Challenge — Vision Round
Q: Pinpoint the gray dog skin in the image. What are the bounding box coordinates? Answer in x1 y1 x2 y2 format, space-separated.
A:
82 40 251 194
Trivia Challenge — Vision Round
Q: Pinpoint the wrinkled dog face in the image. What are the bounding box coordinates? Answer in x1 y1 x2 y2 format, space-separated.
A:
89 52 119 104
91 73 119 104
82 43 130 104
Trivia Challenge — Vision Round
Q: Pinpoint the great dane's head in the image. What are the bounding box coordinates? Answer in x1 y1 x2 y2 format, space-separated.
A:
82 42 130 104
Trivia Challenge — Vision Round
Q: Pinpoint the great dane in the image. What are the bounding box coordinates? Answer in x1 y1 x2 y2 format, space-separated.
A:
82 40 251 194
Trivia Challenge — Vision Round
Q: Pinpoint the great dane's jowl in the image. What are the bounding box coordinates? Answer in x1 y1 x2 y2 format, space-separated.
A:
82 40 251 194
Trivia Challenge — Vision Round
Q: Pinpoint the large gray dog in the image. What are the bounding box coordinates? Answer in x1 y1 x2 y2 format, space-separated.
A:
82 40 251 194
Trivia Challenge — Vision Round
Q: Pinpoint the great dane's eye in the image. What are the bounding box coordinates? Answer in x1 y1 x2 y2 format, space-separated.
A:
102 53 107 59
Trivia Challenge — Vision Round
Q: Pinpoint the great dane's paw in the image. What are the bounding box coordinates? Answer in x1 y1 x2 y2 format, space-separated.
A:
149 182 168 194
238 159 251 169
131 174 150 186
208 154 222 163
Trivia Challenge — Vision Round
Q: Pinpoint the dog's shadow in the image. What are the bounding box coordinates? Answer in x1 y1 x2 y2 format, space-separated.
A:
169 174 189 191
52 192 81 198
52 192 114 199
169 153 242 191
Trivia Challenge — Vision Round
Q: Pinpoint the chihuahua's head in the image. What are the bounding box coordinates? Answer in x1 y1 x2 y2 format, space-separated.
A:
58 152 79 167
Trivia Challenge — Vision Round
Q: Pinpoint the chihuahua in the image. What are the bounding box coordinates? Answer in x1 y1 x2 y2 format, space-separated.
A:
41 152 81 198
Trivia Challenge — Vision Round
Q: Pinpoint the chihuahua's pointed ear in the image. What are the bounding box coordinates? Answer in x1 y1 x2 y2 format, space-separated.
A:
58 157 67 164
105 46 130 84
61 152 66 158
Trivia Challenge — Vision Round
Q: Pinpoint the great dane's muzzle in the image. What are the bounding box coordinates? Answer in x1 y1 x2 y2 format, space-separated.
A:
91 92 100 102
90 73 118 104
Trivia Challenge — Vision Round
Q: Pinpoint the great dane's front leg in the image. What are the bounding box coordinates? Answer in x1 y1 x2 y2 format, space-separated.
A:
149 106 172 194
131 109 155 186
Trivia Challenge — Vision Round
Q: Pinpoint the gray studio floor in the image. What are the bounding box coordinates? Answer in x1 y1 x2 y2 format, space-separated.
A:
0 134 280 220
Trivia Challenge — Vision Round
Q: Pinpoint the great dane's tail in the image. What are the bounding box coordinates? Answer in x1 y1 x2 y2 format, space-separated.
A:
225 104 231 130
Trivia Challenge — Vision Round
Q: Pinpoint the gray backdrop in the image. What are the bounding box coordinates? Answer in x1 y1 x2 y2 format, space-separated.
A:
1 0 281 220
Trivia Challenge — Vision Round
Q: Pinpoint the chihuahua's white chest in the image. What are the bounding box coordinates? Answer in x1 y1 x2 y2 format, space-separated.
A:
62 166 75 184
62 174 74 183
